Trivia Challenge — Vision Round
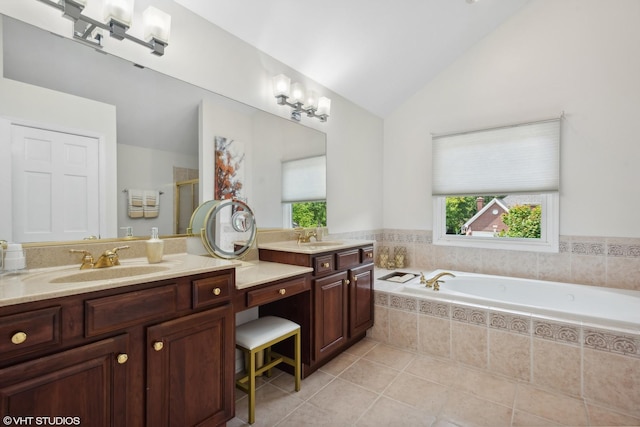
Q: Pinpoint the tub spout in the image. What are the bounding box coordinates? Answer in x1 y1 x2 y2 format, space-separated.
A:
425 271 455 291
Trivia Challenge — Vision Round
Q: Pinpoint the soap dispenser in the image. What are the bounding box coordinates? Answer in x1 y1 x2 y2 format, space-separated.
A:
146 227 164 264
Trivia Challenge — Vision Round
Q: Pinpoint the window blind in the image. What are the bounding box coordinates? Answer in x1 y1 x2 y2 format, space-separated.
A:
281 155 326 202
432 118 560 195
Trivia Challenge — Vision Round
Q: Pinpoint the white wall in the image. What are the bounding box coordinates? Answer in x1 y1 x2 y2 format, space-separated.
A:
0 0 384 235
117 144 197 237
384 0 640 238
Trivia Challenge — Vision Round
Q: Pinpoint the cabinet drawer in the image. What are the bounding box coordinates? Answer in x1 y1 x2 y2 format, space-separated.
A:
336 249 360 270
85 285 178 337
361 246 374 263
192 273 233 309
246 276 309 308
314 255 334 275
0 306 61 358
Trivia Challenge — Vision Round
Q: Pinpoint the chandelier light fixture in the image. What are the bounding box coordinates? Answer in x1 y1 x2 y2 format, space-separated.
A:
272 74 331 122
37 0 171 56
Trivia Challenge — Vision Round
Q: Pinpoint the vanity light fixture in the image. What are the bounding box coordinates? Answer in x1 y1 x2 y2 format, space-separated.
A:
36 0 171 56
272 74 331 122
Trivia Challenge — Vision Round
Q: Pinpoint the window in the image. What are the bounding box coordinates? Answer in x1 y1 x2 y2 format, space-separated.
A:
432 118 560 252
282 155 327 228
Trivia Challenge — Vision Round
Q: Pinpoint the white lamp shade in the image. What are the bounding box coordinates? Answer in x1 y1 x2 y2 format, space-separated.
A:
317 97 331 116
273 74 291 97
305 90 319 110
104 0 134 27
290 82 305 104
143 6 171 44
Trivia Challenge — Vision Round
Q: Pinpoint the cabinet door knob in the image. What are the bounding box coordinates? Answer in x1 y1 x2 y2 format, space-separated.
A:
278 288 286 295
344 279 350 285
153 341 164 351
321 262 330 268
117 353 128 364
11 331 27 345
354 276 358 283
367 253 373 258
212 287 221 296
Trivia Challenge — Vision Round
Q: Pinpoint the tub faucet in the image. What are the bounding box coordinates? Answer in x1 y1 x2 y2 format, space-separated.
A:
425 271 455 291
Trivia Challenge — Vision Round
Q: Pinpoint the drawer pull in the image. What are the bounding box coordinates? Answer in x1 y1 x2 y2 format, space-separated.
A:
278 288 286 295
354 276 358 283
344 279 350 285
11 331 27 345
212 287 222 296
367 253 373 258
322 262 330 268
117 353 129 364
153 341 164 351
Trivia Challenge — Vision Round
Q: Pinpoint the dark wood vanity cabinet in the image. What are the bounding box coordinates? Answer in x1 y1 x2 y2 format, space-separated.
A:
0 268 236 427
260 244 374 372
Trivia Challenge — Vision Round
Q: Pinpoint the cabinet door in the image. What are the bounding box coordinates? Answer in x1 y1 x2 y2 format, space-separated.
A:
349 264 374 337
0 334 128 426
146 304 234 427
314 271 348 362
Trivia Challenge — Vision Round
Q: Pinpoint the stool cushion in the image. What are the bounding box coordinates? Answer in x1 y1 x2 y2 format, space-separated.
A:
236 316 300 350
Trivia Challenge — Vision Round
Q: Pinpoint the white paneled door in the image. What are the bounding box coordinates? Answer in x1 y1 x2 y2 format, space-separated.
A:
11 125 100 242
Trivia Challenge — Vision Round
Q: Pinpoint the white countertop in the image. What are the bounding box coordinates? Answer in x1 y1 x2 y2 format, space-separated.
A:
234 260 313 290
0 253 239 307
258 239 374 254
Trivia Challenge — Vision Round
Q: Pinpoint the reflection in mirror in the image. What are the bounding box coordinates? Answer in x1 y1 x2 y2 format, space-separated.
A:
0 15 326 244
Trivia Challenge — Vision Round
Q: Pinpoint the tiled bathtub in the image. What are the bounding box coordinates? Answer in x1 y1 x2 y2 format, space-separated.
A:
370 269 640 419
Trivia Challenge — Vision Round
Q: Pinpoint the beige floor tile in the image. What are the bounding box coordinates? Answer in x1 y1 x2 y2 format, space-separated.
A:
439 391 513 427
356 396 437 426
318 350 359 376
345 337 380 357
362 343 416 370
405 355 460 388
233 383 304 427
339 358 401 393
271 369 335 401
586 402 640 426
308 378 379 424
278 402 353 427
515 384 589 426
451 365 517 407
511 410 559 426
383 372 449 415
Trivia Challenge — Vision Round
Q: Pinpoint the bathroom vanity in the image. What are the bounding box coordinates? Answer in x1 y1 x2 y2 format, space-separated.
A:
0 255 238 426
258 240 375 375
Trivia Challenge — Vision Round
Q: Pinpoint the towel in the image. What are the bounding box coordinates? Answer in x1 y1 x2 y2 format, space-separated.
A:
143 190 160 218
128 189 144 218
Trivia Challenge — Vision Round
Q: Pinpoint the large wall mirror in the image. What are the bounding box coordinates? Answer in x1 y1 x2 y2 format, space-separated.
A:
0 15 326 244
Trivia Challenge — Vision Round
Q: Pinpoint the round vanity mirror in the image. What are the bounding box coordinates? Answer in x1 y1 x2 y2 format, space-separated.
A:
188 199 257 259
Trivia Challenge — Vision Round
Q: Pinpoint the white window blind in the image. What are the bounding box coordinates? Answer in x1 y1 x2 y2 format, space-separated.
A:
432 118 560 195
282 155 326 203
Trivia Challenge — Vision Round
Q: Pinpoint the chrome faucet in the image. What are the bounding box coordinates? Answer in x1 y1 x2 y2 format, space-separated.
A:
424 271 455 291
295 228 317 244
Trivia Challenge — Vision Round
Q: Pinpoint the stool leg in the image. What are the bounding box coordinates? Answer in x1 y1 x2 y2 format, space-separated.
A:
248 349 256 424
265 346 272 377
294 330 301 392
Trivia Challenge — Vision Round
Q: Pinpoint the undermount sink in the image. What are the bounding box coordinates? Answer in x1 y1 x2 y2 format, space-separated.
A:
49 265 170 283
299 241 343 247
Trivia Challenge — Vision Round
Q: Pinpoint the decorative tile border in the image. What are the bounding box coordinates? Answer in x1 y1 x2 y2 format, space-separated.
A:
451 304 487 326
489 312 530 335
571 242 606 256
418 300 450 318
374 292 389 307
584 327 640 359
389 295 417 312
533 319 581 346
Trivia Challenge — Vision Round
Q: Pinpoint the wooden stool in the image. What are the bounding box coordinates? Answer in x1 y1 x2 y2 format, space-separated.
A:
235 316 301 424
